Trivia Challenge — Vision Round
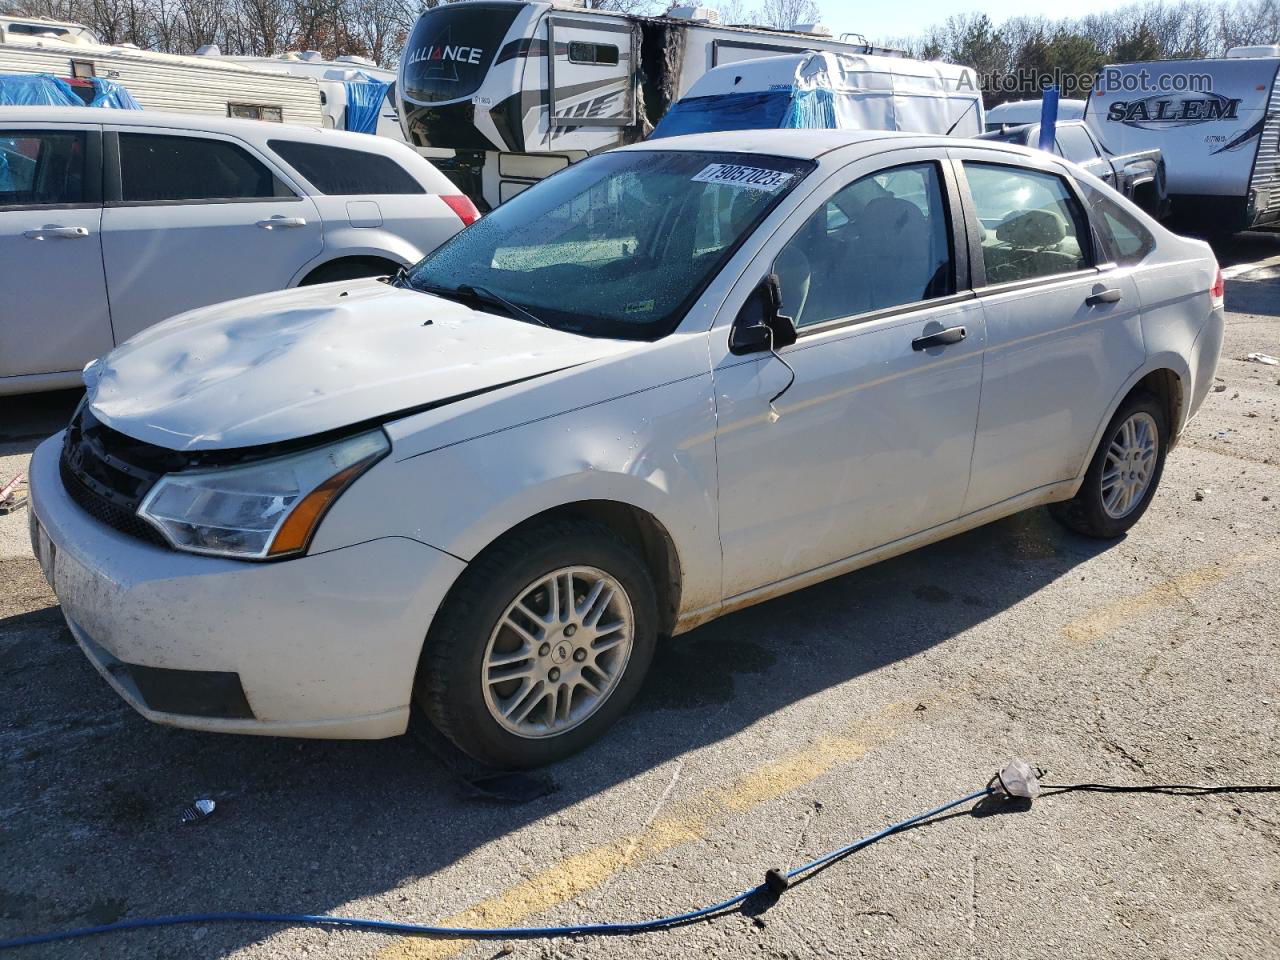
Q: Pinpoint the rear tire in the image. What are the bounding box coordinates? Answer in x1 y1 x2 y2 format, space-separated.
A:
416 519 658 768
1049 392 1168 539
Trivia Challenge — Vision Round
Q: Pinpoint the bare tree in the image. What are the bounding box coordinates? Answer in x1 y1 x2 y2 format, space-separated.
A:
755 0 818 29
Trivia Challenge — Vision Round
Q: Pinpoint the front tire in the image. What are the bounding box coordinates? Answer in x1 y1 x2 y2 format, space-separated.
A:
1049 392 1168 539
416 519 658 768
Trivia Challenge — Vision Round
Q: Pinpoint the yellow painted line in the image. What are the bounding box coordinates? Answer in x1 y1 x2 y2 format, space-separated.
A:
374 698 923 960
1061 553 1250 646
373 552 1258 959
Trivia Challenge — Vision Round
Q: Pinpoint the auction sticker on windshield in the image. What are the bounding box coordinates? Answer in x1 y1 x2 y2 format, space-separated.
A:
692 163 794 192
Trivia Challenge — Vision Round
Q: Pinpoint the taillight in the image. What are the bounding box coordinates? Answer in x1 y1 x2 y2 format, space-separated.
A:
1211 267 1224 303
440 194 480 226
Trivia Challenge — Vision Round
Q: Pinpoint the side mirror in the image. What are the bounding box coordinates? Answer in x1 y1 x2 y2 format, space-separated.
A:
729 274 797 356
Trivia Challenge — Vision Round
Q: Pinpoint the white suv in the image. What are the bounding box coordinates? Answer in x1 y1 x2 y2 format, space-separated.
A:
0 106 477 395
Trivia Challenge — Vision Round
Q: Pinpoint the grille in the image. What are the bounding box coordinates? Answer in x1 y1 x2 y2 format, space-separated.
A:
59 406 179 548
59 456 167 546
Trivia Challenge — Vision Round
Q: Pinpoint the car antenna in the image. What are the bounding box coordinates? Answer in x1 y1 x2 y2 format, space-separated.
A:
944 98 978 136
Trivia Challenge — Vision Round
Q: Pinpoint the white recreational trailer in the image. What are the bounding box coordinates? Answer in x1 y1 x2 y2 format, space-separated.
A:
1085 47 1280 232
200 48 406 141
397 0 901 207
0 15 99 43
0 30 323 126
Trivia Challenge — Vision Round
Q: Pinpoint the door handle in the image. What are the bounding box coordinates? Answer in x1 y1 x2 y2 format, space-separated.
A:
1086 287 1122 306
23 225 89 240
911 325 967 351
256 216 307 229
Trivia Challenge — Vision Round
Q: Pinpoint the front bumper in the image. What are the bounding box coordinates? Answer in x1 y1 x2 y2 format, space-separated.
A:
28 434 466 739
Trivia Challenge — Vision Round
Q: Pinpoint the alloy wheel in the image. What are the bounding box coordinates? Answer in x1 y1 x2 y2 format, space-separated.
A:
481 566 635 739
1101 411 1159 519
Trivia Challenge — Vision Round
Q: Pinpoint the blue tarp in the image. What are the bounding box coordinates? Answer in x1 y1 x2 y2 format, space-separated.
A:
650 90 792 139
344 79 390 134
89 77 142 109
0 72 142 109
0 73 80 106
782 87 838 129
651 88 857 138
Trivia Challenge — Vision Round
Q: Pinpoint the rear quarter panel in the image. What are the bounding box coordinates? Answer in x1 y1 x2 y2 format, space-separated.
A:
1133 238 1219 436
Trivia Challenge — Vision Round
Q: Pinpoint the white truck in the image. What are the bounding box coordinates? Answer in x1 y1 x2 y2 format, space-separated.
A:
397 0 900 207
650 50 983 139
0 27 323 126
986 97 1085 131
1085 47 1280 232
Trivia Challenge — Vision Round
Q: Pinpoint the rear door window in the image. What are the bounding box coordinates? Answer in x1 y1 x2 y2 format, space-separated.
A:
0 131 86 206
963 162 1090 284
1080 183 1155 265
118 133 279 202
267 140 425 195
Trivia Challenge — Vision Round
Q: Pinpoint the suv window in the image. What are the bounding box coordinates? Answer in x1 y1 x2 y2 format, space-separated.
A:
1081 183 1155 266
775 161 954 327
118 133 278 202
267 140 425 196
0 131 85 206
1056 125 1100 164
964 162 1089 284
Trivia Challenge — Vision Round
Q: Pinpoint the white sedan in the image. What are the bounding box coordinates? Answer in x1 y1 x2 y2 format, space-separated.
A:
28 130 1224 767
0 106 477 395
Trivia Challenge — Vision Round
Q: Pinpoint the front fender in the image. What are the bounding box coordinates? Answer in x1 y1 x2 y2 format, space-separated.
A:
310 352 724 618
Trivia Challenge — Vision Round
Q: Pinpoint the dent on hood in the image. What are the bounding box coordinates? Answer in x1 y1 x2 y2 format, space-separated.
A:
84 281 636 451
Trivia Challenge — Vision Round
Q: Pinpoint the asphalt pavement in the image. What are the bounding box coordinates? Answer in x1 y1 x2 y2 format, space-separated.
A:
0 233 1277 960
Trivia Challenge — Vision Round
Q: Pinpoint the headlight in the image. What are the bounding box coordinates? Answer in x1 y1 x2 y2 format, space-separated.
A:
137 430 389 560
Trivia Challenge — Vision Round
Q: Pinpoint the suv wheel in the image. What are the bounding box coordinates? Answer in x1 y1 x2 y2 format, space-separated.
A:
1050 392 1168 538
416 519 658 768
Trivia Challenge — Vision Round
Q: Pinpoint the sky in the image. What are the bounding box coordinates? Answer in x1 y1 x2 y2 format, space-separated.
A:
817 0 1124 45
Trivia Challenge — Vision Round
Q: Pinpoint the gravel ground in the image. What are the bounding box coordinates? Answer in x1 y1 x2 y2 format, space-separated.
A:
1 235 1277 960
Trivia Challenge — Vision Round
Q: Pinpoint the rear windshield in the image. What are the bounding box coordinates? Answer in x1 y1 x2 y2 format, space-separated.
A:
407 150 813 341
401 2 519 105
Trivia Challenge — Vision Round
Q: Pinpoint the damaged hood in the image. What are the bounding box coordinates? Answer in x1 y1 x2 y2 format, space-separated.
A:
85 280 635 450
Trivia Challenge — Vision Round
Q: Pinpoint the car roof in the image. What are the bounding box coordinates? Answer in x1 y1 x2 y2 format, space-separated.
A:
0 106 404 153
620 128 1035 162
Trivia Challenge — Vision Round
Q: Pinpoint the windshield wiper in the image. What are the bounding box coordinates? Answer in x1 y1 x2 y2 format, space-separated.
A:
379 265 410 287
409 280 551 328
456 283 551 328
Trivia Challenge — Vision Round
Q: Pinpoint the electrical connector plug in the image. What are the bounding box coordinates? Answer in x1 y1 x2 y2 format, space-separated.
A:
991 759 1041 800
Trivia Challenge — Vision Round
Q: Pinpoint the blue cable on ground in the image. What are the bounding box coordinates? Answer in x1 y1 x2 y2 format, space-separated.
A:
0 786 993 951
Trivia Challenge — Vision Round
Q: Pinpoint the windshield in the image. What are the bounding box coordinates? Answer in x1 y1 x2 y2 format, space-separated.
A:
401 2 519 105
406 150 813 340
